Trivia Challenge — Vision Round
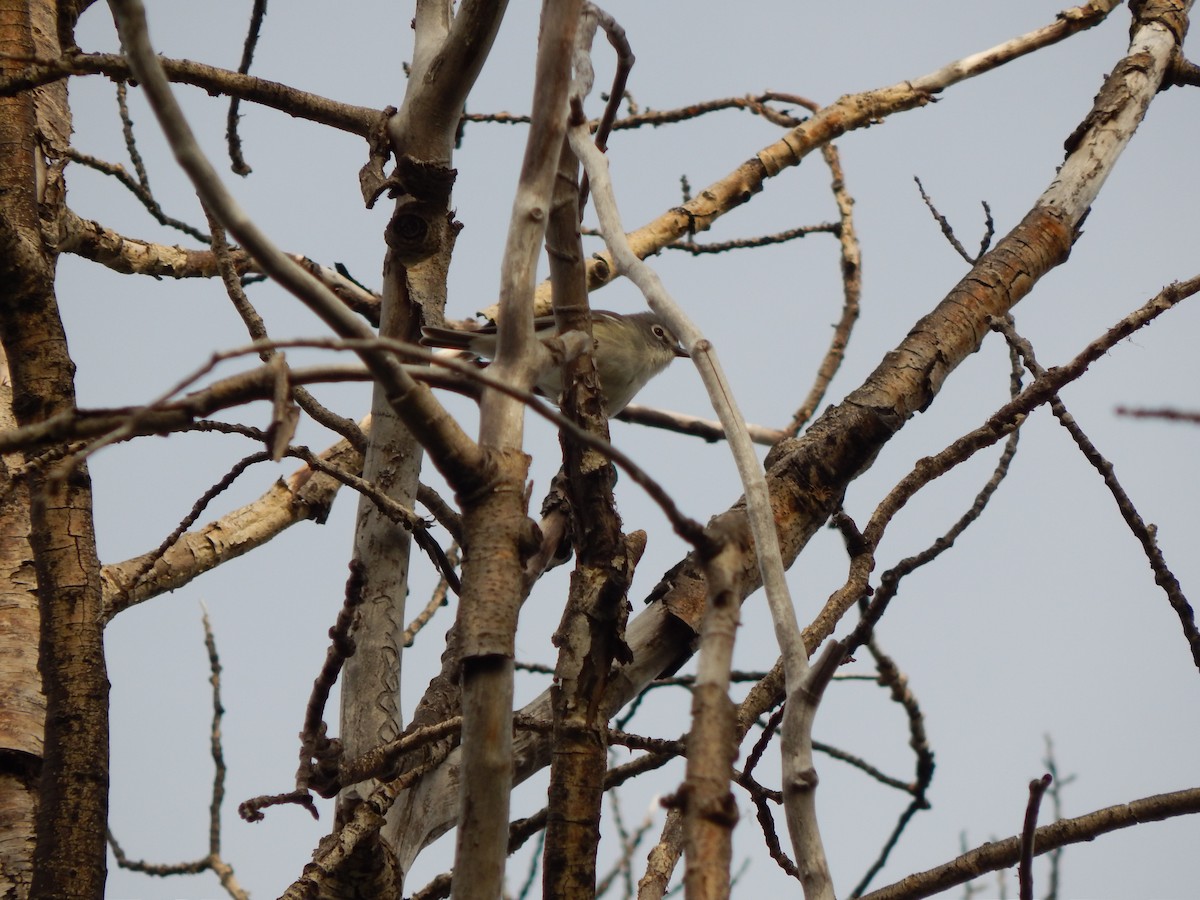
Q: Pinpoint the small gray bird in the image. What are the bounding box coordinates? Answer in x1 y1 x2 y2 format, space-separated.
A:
420 310 687 415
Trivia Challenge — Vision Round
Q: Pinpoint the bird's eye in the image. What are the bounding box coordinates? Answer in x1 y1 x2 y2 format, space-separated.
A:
653 325 667 339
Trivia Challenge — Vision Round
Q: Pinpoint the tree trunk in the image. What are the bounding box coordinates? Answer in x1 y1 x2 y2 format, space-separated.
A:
0 2 108 898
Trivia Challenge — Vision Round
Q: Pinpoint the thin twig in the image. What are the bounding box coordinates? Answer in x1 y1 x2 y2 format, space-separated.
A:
659 223 839 255
840 336 1025 658
205 207 367 451
1041 736 1075 900
577 4 634 212
106 834 208 877
740 771 798 880
105 612 249 899
0 51 380 136
816 740 914 795
1114 405 1200 424
417 482 463 542
226 0 268 175
61 145 210 241
809 275 1200 650
913 175 993 264
594 785 655 899
991 315 1200 672
516 832 546 900
402 543 460 646
116 81 152 191
848 802 925 900
121 450 271 591
295 561 367 804
201 609 251 900
334 716 464 800
201 606 226 853
616 404 785 445
785 138 862 435
848 638 935 896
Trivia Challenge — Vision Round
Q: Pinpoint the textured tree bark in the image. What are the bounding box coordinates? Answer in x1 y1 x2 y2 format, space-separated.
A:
449 0 583 894
0 3 108 898
541 130 640 897
0 340 42 900
336 2 510 896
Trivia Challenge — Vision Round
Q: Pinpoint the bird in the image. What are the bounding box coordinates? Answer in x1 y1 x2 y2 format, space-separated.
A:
420 310 687 415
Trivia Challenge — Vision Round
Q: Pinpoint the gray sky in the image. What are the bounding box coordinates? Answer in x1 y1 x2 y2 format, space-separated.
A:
59 2 1199 897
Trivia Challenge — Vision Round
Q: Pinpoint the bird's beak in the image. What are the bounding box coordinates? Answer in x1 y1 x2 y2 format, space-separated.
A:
674 345 690 359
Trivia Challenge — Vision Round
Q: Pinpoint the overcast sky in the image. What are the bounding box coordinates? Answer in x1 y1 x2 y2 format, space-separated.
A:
57 2 1199 897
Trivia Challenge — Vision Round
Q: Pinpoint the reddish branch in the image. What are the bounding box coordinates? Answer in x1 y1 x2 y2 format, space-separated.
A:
1019 774 1053 900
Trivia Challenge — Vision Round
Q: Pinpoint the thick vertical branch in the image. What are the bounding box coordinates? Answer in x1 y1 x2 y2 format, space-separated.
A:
542 135 608 898
682 516 747 900
391 0 510 160
344 0 507 884
779 642 842 900
0 8 45 896
541 56 641 887
337 268 431 894
450 2 583 897
0 3 107 898
348 12 509 893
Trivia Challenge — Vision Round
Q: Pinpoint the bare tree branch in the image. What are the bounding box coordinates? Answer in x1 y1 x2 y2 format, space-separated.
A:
225 0 268 175
860 786 1200 900
106 609 249 899
484 0 1123 321
60 144 210 241
450 1 584 896
617 404 786 445
0 51 380 136
991 316 1200 671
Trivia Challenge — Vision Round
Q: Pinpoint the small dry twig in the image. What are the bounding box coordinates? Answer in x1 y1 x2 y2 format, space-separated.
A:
991 315 1200 672
106 611 249 899
61 145 209 241
226 0 268 175
914 175 995 264
1114 405 1200 424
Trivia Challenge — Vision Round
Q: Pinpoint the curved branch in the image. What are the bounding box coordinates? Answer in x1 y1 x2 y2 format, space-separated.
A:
860 786 1200 900
0 51 379 135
